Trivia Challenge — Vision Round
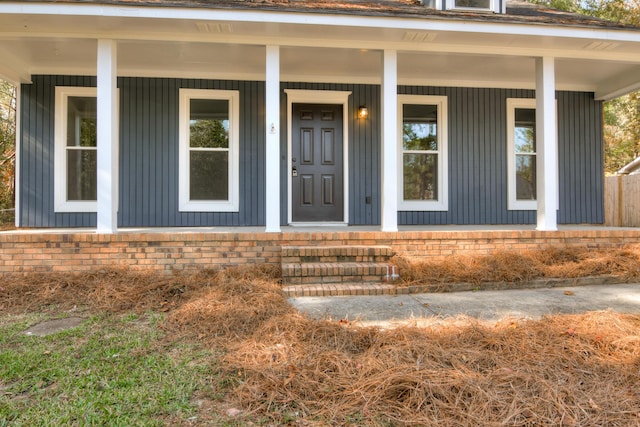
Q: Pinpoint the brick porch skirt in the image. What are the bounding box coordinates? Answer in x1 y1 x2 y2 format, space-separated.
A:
1 228 640 275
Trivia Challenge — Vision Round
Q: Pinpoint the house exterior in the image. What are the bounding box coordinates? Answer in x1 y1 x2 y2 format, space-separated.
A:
2 0 640 233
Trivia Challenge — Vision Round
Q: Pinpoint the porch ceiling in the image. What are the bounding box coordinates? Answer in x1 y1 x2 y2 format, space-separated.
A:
1 6 640 98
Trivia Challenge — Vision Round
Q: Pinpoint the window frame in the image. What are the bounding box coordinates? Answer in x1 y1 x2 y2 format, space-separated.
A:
507 98 537 211
54 86 99 213
507 98 560 211
178 88 240 212
397 94 449 212
445 0 499 12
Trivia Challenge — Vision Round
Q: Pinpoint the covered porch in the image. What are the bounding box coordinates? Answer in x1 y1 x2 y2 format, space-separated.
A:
2 2 640 232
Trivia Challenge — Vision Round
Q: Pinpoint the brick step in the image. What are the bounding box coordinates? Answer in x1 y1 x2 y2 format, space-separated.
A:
282 261 392 278
283 283 397 297
282 262 399 285
281 245 394 264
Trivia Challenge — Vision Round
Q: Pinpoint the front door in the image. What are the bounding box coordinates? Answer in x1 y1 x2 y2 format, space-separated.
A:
291 103 344 222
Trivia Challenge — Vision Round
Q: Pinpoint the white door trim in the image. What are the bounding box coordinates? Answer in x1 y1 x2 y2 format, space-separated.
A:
284 89 351 225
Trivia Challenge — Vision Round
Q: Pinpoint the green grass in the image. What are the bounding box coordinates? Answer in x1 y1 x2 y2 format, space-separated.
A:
0 312 218 427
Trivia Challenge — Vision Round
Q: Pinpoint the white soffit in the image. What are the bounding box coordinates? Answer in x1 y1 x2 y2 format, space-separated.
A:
1 6 640 61
0 3 639 93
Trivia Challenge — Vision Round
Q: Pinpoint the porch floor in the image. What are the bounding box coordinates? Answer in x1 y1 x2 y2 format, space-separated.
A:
2 224 637 236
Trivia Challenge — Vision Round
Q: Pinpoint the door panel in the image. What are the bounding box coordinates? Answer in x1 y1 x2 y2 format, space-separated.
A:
301 175 314 206
321 129 335 165
292 103 343 222
301 128 314 164
322 175 335 206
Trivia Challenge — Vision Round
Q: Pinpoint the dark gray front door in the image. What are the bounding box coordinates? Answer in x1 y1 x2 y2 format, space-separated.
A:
291 103 344 222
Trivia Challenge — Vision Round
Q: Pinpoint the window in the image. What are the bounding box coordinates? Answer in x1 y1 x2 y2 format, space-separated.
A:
398 95 448 211
507 98 560 211
179 89 239 212
446 0 499 12
54 87 98 212
507 98 537 210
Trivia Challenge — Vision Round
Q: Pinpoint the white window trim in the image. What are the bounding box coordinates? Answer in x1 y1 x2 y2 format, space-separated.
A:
178 88 240 212
54 86 98 213
397 94 448 212
445 0 499 12
506 98 559 211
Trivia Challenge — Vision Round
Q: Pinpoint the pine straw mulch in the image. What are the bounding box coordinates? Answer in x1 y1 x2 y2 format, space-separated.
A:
393 245 640 288
1 248 640 425
164 264 640 426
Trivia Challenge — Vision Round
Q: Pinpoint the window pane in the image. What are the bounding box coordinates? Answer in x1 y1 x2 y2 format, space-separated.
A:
455 0 491 8
67 149 97 201
514 108 536 153
516 154 536 200
67 97 97 147
190 99 229 148
403 153 438 201
402 104 438 151
190 151 229 200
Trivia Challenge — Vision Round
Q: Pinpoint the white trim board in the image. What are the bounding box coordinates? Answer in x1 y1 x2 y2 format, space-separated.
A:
54 86 99 213
13 84 20 226
397 94 449 212
177 88 240 213
3 2 640 44
506 97 559 211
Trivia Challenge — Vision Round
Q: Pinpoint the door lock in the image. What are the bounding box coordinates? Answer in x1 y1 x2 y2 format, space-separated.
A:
292 166 298 177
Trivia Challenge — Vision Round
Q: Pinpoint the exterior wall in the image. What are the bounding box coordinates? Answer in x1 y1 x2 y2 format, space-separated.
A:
1 229 639 275
556 91 604 224
19 76 603 228
396 87 604 225
19 75 266 228
118 78 266 227
20 75 97 227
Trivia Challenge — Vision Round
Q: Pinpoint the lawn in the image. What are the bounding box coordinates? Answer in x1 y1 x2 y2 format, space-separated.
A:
0 312 216 426
1 248 640 426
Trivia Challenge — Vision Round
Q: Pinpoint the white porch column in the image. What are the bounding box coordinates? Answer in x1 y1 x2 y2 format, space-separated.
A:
265 45 281 232
535 56 558 231
96 39 118 233
381 49 398 232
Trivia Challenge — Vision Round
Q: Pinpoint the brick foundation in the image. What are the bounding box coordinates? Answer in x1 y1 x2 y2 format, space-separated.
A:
1 228 640 275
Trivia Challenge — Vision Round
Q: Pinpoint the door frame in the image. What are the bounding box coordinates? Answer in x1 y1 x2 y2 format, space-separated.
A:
284 89 352 225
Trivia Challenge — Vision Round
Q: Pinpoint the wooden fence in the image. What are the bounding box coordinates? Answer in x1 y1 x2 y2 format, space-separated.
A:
605 174 640 227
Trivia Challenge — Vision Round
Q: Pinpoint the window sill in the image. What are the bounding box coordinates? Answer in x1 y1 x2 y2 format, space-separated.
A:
179 200 239 213
508 200 537 211
399 200 448 212
55 201 97 213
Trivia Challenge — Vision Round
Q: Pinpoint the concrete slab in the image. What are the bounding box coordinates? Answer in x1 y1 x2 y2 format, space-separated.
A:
24 317 85 337
289 283 640 327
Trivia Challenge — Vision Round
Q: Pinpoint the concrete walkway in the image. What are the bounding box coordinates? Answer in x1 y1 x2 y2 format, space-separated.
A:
289 283 640 327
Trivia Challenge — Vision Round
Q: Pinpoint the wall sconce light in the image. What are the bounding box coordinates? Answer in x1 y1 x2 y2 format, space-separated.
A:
358 106 369 119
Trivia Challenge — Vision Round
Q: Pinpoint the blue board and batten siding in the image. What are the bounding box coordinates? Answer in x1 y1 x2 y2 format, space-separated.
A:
18 75 603 228
118 78 266 227
396 87 604 225
20 75 97 227
19 75 266 227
